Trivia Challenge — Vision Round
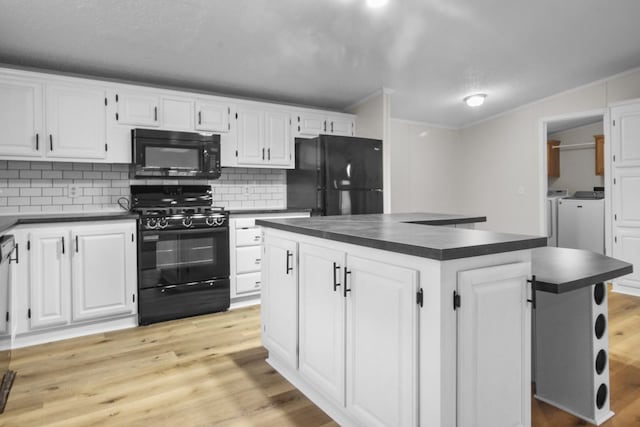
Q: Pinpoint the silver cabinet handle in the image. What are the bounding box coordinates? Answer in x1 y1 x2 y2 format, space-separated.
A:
154 106 158 121
267 148 271 160
198 111 202 125
35 133 39 151
49 134 53 151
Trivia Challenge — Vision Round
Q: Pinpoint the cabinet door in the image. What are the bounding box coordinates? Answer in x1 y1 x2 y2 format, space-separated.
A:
161 96 193 131
329 116 353 136
296 112 326 137
116 92 160 127
611 103 640 294
262 235 298 368
595 134 605 176
45 85 107 159
547 140 560 177
457 262 531 427
345 255 418 427
28 229 71 330
71 223 137 322
0 77 43 157
236 107 265 165
265 110 292 166
298 243 346 406
195 99 231 133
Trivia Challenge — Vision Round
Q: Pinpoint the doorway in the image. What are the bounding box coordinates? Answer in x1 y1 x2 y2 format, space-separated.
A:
539 109 608 252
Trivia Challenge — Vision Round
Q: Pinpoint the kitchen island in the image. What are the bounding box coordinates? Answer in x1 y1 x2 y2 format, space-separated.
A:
257 213 546 427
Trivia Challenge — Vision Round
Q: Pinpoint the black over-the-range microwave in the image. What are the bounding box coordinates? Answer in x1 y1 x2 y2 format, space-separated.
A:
131 128 221 179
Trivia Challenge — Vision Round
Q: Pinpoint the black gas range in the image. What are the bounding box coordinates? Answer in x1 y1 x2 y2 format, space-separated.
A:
131 185 230 325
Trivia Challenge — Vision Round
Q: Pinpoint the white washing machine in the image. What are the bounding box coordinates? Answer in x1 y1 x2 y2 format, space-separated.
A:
558 191 605 254
546 190 568 247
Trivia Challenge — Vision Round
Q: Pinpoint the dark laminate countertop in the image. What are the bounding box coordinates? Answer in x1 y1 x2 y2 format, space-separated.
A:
0 211 138 234
532 247 633 294
257 213 545 261
228 208 312 215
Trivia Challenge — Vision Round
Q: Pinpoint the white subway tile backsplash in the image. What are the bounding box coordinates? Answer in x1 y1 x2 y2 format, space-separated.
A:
0 162 287 212
63 171 83 179
30 196 53 205
42 171 63 179
20 188 42 197
19 169 41 179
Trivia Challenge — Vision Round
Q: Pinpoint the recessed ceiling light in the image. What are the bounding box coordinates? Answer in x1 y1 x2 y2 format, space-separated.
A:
367 0 389 8
463 93 487 107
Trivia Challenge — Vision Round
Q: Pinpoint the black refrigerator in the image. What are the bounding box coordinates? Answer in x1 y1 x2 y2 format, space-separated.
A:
287 135 383 216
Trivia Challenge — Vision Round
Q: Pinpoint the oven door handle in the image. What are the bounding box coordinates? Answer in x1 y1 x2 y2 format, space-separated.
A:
141 227 228 238
159 281 220 294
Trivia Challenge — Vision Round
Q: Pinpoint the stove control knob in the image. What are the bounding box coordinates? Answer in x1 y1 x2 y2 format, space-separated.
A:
182 217 193 228
146 218 157 229
158 217 168 229
205 216 215 226
214 216 226 226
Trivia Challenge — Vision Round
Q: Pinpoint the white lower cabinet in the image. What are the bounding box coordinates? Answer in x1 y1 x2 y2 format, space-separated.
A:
345 255 418 427
11 220 138 342
271 237 419 427
71 225 137 322
28 226 71 329
262 234 298 368
230 212 310 299
457 262 531 427
298 243 347 406
262 229 533 427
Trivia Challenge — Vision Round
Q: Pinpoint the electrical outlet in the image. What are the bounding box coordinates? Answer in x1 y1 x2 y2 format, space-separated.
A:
68 184 80 198
243 185 251 194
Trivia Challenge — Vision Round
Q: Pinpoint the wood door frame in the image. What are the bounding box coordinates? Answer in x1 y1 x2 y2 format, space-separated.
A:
537 108 609 253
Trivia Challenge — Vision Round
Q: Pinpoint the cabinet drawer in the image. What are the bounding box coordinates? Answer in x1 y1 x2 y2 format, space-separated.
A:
236 246 262 274
236 227 262 246
236 272 262 294
234 218 256 228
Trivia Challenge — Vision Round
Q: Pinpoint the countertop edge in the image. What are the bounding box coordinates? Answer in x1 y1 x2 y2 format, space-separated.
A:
535 264 634 294
258 220 547 261
0 212 138 234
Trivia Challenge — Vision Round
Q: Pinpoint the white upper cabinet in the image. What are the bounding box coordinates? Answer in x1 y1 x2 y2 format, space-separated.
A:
234 106 293 168
115 91 160 127
236 106 266 165
0 67 354 165
296 112 326 137
0 77 43 157
295 111 355 138
45 84 107 159
161 96 193 131
328 114 354 136
195 99 232 133
265 110 292 166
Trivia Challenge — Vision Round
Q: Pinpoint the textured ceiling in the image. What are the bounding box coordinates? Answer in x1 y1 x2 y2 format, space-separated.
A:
1 0 639 128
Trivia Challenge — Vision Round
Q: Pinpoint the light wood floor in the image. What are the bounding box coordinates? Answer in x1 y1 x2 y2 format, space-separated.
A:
0 290 638 427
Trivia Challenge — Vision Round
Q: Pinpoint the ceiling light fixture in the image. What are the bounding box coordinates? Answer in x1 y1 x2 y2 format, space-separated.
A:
367 0 389 8
463 93 487 107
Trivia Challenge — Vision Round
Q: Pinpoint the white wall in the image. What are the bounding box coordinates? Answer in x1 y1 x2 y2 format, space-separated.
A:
456 68 640 235
388 120 460 213
548 121 604 194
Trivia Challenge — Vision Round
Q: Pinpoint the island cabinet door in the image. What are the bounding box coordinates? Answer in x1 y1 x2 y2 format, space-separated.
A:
262 235 298 368
298 243 347 406
457 262 531 427
345 255 419 427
